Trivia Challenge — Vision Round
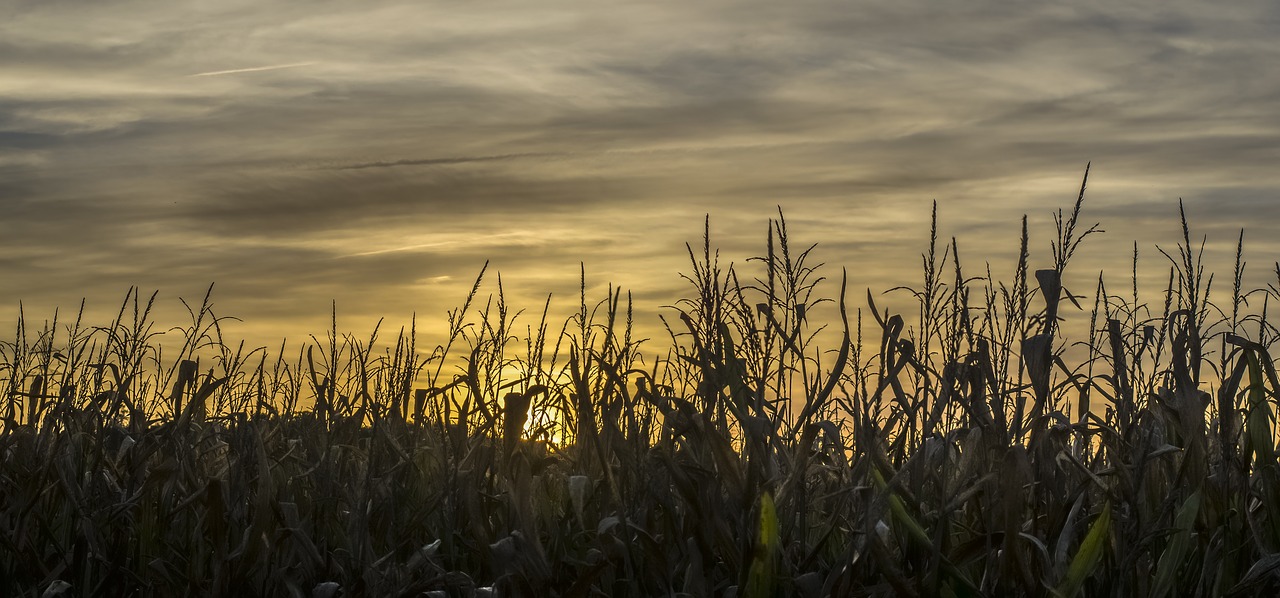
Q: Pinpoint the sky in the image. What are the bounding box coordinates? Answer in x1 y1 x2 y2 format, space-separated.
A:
2 0 1279 354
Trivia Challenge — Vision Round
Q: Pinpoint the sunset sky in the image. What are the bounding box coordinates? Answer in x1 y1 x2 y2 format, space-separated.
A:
3 0 1279 352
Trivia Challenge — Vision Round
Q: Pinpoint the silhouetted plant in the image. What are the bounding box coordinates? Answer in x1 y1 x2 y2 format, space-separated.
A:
3 167 1279 596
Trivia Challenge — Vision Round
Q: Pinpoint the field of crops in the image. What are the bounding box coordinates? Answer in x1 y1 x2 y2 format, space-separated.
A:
4 171 1280 596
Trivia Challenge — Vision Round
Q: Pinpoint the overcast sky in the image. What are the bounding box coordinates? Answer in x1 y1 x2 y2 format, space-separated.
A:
2 0 1278 352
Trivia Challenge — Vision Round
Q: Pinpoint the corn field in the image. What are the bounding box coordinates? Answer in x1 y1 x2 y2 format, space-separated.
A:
4 167 1280 596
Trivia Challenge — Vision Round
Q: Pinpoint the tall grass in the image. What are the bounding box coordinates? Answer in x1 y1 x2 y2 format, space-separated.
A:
4 167 1280 596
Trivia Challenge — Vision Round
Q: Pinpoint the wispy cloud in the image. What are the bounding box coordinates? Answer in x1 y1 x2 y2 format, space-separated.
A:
1 0 1278 347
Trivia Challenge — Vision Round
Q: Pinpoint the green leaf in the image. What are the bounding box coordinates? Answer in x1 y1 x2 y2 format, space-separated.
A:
873 468 932 548
1151 491 1201 598
1054 502 1111 598
743 492 779 598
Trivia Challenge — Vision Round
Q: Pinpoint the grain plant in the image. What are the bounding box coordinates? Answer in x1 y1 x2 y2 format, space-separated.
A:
4 166 1280 596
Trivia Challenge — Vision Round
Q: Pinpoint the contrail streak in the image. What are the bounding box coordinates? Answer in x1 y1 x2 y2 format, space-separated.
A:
327 152 562 170
319 141 829 171
189 62 315 77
